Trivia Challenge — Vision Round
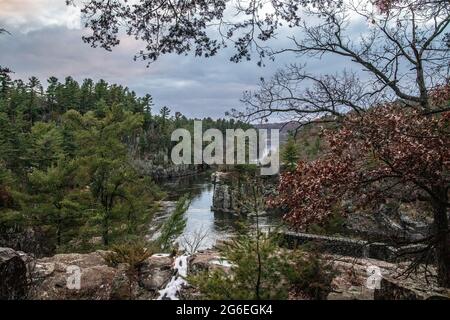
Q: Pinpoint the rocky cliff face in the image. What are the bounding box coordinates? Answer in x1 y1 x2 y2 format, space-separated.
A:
210 172 277 214
344 202 433 243
211 172 237 213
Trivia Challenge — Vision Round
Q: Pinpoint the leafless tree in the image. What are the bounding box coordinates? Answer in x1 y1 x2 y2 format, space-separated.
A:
233 66 379 125
233 0 450 124
179 227 209 255
73 1 448 115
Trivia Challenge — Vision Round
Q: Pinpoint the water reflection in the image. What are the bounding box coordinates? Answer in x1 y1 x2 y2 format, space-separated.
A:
161 172 282 250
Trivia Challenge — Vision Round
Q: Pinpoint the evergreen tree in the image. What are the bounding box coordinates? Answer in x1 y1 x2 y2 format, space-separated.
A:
282 136 300 171
26 160 82 246
46 76 59 116
67 106 151 245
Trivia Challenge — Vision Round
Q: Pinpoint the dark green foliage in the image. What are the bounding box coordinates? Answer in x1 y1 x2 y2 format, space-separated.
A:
104 242 154 269
283 249 335 300
189 233 335 300
189 233 289 300
0 73 249 255
157 195 190 252
307 213 346 236
282 136 300 171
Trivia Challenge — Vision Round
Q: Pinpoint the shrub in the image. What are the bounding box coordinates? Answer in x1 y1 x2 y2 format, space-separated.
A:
104 242 154 269
189 233 289 300
283 249 335 300
189 234 336 300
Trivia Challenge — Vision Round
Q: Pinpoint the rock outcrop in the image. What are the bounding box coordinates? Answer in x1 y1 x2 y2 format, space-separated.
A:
0 247 29 300
2 246 447 300
211 172 236 213
189 250 232 274
29 250 175 300
211 171 278 214
31 251 118 299
139 254 173 292
344 203 433 243
375 277 450 300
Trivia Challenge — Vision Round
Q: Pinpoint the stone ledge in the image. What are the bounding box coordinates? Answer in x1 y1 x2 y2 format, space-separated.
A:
281 231 427 262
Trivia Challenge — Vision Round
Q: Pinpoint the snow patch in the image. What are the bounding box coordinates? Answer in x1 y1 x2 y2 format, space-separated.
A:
157 255 189 300
210 259 233 268
151 253 171 258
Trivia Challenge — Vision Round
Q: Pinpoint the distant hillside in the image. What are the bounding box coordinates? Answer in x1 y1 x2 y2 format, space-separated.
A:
254 121 300 143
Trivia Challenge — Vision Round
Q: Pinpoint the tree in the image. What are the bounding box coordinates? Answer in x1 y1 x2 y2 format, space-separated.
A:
29 122 65 170
26 160 82 247
270 105 450 287
23 77 43 127
236 0 449 124
65 106 147 245
61 76 80 113
79 78 95 114
0 112 26 175
140 93 153 117
282 136 300 171
46 77 59 116
75 0 449 121
0 67 13 101
159 106 171 127
157 195 190 252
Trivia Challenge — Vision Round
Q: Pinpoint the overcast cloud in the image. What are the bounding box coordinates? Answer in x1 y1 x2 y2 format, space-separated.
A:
0 0 358 119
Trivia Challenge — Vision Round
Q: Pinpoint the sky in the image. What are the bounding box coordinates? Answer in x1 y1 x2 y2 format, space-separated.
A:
0 0 358 119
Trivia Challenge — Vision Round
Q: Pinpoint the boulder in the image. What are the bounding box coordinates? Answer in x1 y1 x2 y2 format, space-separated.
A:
325 254 396 300
0 247 28 300
31 251 118 300
110 263 138 300
138 254 173 292
189 250 232 274
374 277 450 300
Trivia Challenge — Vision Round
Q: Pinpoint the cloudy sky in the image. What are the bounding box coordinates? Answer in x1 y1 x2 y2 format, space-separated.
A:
0 0 355 119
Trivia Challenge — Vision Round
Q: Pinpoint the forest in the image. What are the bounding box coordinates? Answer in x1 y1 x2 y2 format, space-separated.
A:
0 70 247 254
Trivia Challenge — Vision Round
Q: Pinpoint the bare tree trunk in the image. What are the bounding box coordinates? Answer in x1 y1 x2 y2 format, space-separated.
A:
253 183 262 300
103 207 110 246
432 188 449 288
255 201 262 299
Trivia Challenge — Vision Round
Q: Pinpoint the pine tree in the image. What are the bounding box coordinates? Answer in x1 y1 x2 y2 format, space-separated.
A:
26 160 82 247
46 76 59 116
282 136 300 171
66 106 152 245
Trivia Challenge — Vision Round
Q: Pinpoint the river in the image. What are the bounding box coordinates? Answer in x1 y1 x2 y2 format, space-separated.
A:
159 171 282 251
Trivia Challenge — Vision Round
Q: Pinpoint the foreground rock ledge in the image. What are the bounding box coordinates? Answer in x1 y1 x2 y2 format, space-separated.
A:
29 250 176 300
1 247 449 300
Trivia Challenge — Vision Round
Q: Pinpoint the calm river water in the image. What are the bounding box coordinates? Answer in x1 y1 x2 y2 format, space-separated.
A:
161 172 282 250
